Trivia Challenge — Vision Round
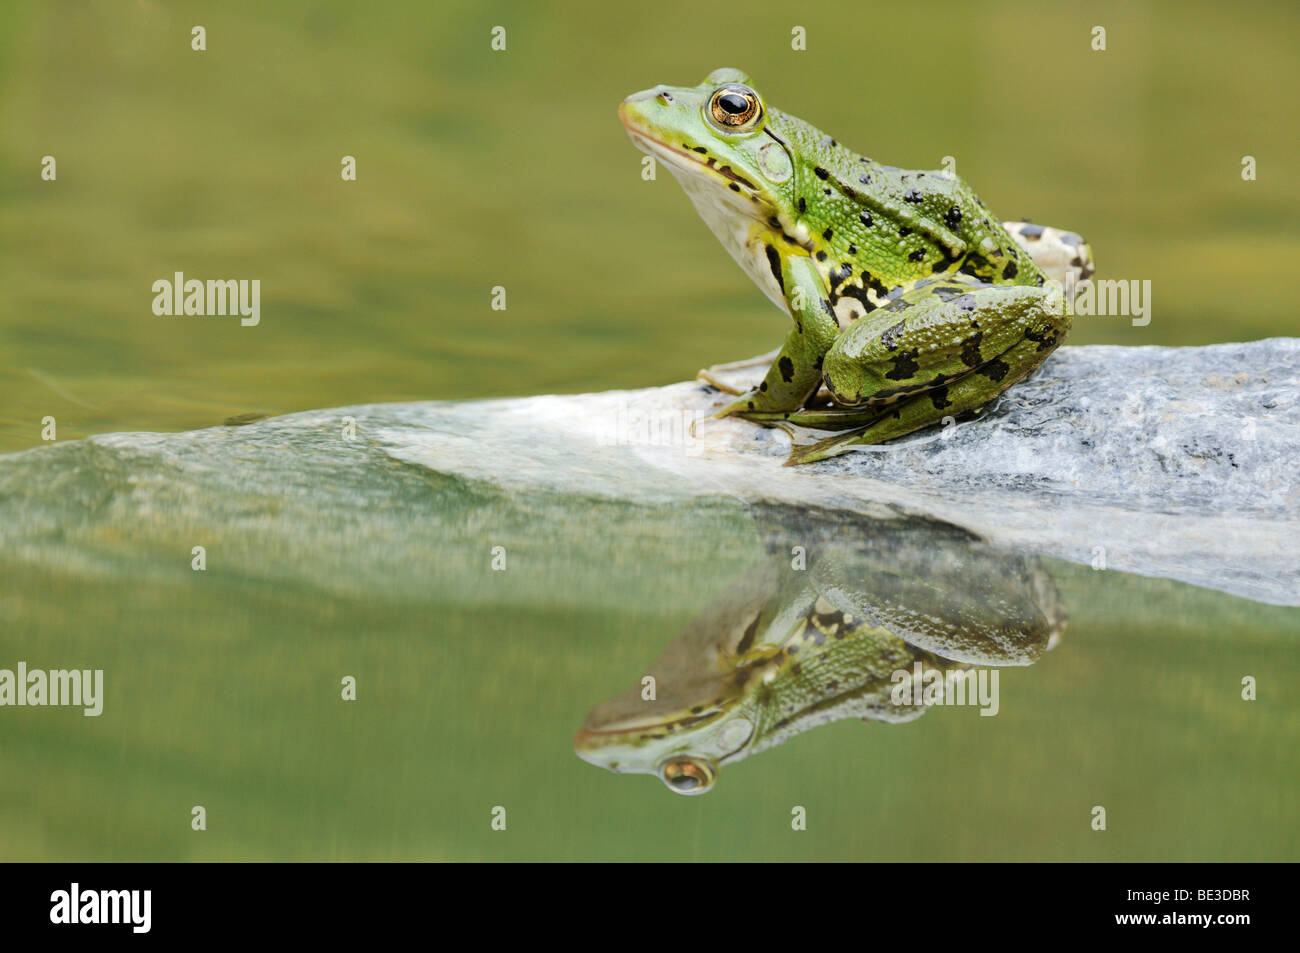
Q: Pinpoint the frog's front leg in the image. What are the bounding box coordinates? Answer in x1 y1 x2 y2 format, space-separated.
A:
715 254 839 418
789 281 1068 464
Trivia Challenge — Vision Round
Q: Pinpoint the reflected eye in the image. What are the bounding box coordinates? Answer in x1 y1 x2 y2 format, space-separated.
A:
659 756 718 795
709 84 761 130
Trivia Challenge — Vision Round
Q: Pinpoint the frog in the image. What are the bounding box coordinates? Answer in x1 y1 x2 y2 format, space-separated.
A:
574 503 1067 795
618 68 1095 464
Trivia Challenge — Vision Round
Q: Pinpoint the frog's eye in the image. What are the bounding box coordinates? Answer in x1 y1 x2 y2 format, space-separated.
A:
658 756 718 795
708 84 762 131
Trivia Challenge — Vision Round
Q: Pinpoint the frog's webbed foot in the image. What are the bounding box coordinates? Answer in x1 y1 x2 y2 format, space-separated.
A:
696 349 781 396
783 409 984 466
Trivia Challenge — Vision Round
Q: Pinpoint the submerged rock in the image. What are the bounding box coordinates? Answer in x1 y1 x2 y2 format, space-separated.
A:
0 338 1296 605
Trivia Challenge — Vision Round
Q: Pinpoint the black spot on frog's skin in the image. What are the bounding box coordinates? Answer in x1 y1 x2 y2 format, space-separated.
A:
944 205 962 228
904 189 923 204
960 332 984 368
737 611 762 655
820 298 835 318
816 250 827 262
823 188 831 196
836 282 871 313
729 183 740 192
782 232 801 246
791 662 803 675
929 247 964 275
713 164 758 190
1019 223 1045 240
778 356 795 383
886 350 920 380
818 136 837 148
929 386 952 410
908 249 925 262
954 294 978 312
880 320 907 351
798 197 806 214
822 227 834 240
959 253 992 279
814 166 829 180
765 244 784 294
1025 325 1059 352
848 244 857 255
862 270 889 298
827 679 839 691
1035 273 1046 286
978 357 1010 381
860 211 873 228
858 174 871 185
898 226 913 237
690 705 703 714
760 380 769 390
1002 260 1018 279
686 144 704 153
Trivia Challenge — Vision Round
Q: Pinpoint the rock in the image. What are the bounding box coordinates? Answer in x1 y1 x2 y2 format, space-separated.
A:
0 338 1296 605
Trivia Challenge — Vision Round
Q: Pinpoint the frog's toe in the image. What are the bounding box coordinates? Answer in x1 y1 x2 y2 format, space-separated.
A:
714 391 761 419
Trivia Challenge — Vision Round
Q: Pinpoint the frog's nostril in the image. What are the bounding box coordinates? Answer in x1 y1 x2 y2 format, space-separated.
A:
657 90 674 104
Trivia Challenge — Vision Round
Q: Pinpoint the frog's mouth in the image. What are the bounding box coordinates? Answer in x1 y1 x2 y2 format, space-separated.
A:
619 118 761 195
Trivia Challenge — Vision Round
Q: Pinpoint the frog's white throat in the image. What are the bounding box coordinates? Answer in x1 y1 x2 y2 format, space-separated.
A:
664 164 788 314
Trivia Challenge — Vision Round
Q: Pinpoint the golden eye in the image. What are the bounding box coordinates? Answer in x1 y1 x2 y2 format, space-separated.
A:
709 84 760 129
659 756 718 795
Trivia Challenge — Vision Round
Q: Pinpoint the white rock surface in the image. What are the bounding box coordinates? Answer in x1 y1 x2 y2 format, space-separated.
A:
1 339 1296 605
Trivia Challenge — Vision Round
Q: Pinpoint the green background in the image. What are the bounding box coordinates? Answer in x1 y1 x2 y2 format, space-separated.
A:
0 1 1296 861
1 0 1296 454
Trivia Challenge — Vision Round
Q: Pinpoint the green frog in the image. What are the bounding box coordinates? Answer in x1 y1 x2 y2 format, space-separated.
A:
619 69 1095 464
574 504 1066 795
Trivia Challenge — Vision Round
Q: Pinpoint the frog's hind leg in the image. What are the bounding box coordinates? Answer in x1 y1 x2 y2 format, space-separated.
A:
787 332 1048 465
1003 221 1095 284
788 281 1067 465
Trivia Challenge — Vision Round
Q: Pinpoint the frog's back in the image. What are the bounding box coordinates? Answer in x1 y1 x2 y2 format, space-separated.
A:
767 107 1044 326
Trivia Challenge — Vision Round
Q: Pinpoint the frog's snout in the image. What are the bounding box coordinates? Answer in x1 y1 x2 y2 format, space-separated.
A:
618 86 672 128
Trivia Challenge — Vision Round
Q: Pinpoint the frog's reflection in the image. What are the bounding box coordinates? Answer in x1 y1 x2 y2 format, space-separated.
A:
574 503 1066 795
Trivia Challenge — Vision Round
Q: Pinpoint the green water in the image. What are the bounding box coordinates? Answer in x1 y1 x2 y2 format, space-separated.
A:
0 1 1297 861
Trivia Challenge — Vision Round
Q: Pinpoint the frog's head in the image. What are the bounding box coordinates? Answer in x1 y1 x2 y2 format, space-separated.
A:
573 683 758 796
619 69 803 257
572 570 778 795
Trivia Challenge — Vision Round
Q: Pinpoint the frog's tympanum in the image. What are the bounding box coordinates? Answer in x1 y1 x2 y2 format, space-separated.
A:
574 505 1066 795
619 69 1095 464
